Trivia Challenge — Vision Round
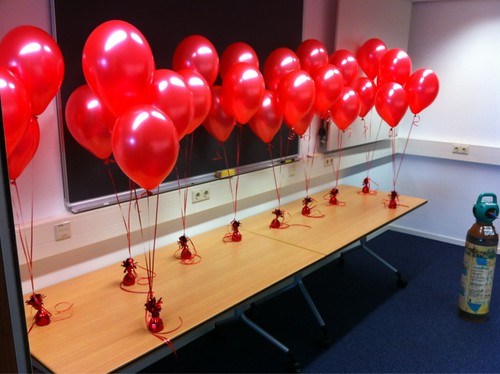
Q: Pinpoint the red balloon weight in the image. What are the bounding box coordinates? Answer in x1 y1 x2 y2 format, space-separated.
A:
148 69 194 139
405 68 439 114
65 84 115 160
177 69 212 134
0 25 64 116
7 116 40 181
0 66 31 156
248 90 282 144
329 49 359 86
203 86 236 143
277 69 316 126
351 77 377 118
112 105 179 191
219 42 259 81
263 47 301 92
221 62 265 124
311 63 344 117
356 38 387 80
375 82 408 127
378 48 412 85
172 35 219 86
295 39 329 74
288 106 315 137
330 88 360 131
82 20 155 117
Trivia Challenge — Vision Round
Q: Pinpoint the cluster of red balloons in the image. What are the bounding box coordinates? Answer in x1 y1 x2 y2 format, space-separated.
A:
0 25 64 181
0 19 440 190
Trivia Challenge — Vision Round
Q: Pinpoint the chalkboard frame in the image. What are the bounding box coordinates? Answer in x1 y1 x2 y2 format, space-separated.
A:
50 0 303 213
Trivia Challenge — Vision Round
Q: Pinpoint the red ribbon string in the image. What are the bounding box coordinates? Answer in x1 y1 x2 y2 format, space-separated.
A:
223 219 242 243
391 114 419 195
174 235 201 265
301 196 325 218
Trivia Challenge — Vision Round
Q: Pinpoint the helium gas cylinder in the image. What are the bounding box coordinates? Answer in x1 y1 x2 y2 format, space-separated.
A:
458 193 499 320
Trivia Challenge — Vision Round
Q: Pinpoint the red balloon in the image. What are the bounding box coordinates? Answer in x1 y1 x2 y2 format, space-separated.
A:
219 42 259 81
288 106 315 137
0 25 64 116
276 69 316 126
0 66 31 156
311 63 344 117
112 105 179 191
7 116 40 181
248 90 282 144
356 38 387 80
295 39 329 74
263 47 300 92
148 69 194 139
65 84 115 160
375 82 408 127
330 88 360 131
221 62 265 124
203 86 236 143
329 49 359 86
172 35 219 86
177 69 212 134
378 48 412 85
351 77 377 118
82 20 155 117
405 68 439 114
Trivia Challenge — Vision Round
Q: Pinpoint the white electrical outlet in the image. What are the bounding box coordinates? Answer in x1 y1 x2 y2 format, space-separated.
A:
324 156 334 168
192 188 210 203
54 221 71 241
452 144 469 155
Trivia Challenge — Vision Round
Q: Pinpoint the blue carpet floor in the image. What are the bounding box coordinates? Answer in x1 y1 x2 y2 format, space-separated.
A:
141 230 500 373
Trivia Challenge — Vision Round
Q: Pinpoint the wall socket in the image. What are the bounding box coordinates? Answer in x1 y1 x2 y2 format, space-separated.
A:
324 156 334 168
192 188 210 203
452 144 469 155
54 221 71 241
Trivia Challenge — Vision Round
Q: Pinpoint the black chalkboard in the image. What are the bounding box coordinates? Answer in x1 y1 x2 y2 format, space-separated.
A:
52 0 302 212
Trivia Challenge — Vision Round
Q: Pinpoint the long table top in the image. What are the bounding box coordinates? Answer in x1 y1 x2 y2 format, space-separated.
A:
25 185 427 373
26 229 322 373
241 185 427 255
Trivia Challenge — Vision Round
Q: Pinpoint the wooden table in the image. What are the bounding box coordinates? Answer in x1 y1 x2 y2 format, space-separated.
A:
26 229 322 373
241 185 427 256
25 185 427 373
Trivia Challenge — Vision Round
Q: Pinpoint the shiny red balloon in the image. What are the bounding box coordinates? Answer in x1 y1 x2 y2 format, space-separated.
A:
248 90 283 144
177 68 212 134
82 20 155 117
277 69 316 126
203 86 236 143
329 49 359 86
405 68 439 114
112 105 179 191
311 63 344 117
8 116 40 181
0 25 64 116
330 88 360 131
356 38 387 80
263 47 300 92
375 82 408 128
219 42 259 81
221 62 265 124
351 77 377 118
172 35 219 86
295 39 329 74
65 84 115 160
288 106 315 137
0 66 31 156
149 69 194 139
378 48 412 85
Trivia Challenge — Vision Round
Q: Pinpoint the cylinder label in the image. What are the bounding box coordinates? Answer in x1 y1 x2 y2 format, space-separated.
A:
459 241 497 315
